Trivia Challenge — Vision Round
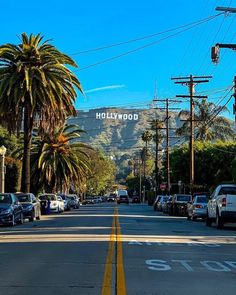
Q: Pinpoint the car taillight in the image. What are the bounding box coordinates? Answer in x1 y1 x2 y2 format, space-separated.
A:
195 204 202 209
222 197 226 207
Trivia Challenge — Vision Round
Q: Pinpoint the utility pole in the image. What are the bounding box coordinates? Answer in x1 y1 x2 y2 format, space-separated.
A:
172 75 212 193
153 98 180 194
165 98 171 194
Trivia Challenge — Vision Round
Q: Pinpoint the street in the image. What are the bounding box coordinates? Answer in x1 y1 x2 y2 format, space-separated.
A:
0 203 236 295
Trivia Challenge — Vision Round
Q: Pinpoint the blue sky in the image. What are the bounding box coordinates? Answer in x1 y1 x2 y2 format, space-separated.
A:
1 0 236 119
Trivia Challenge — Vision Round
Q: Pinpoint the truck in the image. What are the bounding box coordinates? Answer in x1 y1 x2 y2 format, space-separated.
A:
206 184 236 229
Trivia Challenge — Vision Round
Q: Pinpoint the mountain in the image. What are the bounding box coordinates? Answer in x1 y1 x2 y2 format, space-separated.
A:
68 107 181 180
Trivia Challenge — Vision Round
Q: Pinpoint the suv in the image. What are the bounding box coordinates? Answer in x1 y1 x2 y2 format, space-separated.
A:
15 193 41 221
168 194 192 216
206 184 236 229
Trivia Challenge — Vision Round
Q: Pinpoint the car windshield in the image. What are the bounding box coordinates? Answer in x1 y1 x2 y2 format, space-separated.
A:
0 194 12 204
16 194 31 202
195 196 207 203
177 195 191 202
219 187 236 195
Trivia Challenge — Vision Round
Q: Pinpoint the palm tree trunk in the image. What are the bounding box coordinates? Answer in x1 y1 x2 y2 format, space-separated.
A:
21 102 33 193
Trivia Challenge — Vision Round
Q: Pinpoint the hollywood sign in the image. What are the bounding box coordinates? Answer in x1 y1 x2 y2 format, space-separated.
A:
96 112 139 121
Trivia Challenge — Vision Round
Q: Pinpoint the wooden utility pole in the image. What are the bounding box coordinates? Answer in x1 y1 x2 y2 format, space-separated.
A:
153 98 180 194
165 98 171 194
172 75 212 193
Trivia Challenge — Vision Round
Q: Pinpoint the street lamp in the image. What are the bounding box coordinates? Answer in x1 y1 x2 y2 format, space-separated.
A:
0 145 7 193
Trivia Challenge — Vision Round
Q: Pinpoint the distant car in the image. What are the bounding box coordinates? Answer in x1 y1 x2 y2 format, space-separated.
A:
67 194 80 209
187 194 208 221
157 196 169 211
132 196 141 203
15 193 41 221
117 195 129 204
107 193 116 202
83 198 94 205
0 193 24 226
168 194 192 216
38 194 63 213
162 196 172 213
57 194 71 211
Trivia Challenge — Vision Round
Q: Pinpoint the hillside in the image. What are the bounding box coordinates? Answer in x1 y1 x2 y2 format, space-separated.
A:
68 107 181 180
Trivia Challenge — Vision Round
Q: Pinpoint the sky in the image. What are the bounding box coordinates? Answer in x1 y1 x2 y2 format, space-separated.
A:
1 0 236 119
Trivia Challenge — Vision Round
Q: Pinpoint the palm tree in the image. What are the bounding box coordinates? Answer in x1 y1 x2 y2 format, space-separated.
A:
176 99 235 141
0 33 82 192
30 124 91 193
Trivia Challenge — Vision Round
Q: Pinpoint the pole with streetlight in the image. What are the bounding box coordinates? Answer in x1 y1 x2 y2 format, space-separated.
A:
0 145 7 193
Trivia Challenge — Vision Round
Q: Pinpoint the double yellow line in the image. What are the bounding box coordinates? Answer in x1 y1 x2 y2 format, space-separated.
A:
101 207 126 295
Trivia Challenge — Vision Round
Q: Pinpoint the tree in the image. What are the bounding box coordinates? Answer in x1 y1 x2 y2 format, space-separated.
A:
86 150 116 195
30 124 91 193
169 140 236 190
0 33 82 192
176 99 235 141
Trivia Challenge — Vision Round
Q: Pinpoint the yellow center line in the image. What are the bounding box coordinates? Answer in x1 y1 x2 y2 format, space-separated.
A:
101 210 116 295
115 207 127 295
101 207 127 295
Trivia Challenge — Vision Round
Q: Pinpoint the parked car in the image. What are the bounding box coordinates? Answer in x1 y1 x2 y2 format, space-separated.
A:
131 195 141 203
107 193 116 202
153 195 162 211
206 184 236 229
117 194 129 204
82 198 94 205
15 193 41 221
157 195 169 211
168 194 192 216
162 196 172 213
38 194 63 213
187 194 208 221
67 194 80 209
57 196 65 212
0 193 24 226
57 194 71 211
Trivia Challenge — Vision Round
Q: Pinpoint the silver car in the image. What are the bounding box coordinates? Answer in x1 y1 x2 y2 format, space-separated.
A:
187 195 208 221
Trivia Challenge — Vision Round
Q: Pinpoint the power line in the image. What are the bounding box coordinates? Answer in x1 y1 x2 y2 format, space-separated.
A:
76 13 223 72
71 13 224 56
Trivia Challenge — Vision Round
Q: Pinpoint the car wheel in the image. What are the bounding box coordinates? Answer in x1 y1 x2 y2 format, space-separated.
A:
216 211 224 229
206 212 212 227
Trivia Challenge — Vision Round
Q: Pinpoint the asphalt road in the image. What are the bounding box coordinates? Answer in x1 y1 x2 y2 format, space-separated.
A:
0 203 236 295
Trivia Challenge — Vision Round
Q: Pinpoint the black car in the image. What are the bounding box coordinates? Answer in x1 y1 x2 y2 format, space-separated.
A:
15 193 41 221
117 195 129 204
0 193 24 226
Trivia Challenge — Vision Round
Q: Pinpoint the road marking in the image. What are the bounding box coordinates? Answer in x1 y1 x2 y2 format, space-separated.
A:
101 208 127 295
115 207 127 295
101 212 116 295
145 259 236 272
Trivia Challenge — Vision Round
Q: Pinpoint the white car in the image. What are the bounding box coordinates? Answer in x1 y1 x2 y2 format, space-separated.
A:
39 194 64 213
206 184 236 229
